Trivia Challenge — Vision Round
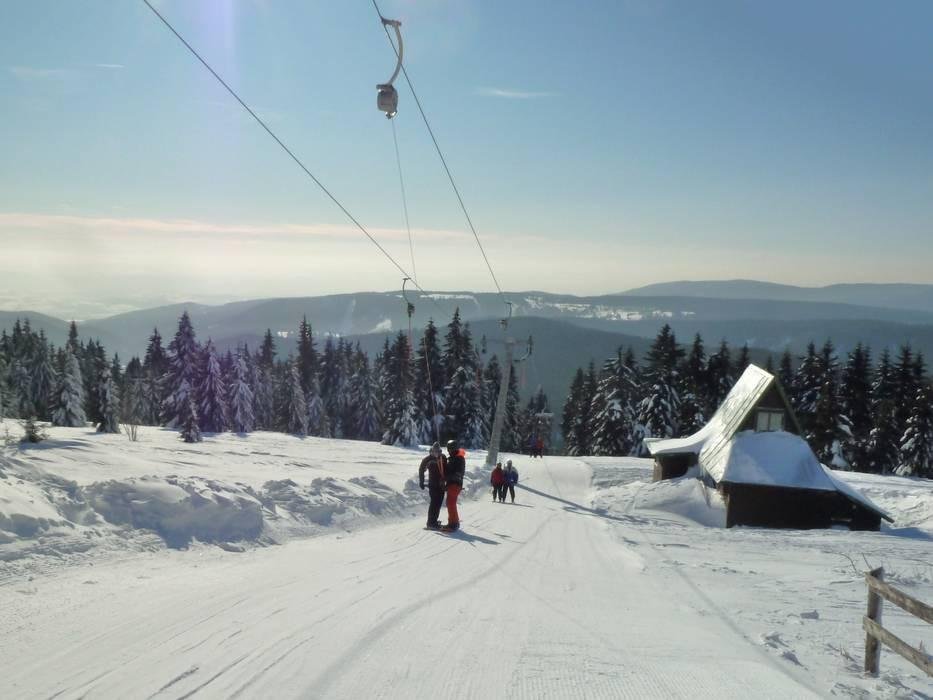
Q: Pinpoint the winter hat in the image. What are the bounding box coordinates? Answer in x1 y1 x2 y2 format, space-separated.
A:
430 442 442 456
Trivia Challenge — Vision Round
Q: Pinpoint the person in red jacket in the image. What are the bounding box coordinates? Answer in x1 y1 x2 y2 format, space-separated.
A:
443 439 466 531
490 462 506 502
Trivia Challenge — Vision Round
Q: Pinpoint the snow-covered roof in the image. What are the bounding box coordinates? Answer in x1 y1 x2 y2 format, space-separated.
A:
702 430 893 522
704 430 835 490
647 364 773 457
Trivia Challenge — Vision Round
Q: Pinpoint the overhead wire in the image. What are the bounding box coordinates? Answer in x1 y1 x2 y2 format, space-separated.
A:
139 0 452 319
390 119 417 285
370 0 509 308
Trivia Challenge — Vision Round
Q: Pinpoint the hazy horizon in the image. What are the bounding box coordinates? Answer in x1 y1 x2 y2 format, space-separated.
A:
3 1 932 314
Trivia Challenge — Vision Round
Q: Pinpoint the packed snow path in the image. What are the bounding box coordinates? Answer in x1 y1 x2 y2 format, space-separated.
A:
4 457 828 699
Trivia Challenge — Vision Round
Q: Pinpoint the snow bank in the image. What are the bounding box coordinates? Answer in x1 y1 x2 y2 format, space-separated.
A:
84 476 264 548
0 426 494 566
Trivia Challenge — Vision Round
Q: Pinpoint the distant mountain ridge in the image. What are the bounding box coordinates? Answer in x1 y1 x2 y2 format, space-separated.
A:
623 280 933 312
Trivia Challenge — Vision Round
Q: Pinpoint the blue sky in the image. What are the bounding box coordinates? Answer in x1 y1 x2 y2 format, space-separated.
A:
2 0 932 315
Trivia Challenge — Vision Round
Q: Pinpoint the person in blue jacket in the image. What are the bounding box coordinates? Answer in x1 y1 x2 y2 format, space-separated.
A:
503 459 519 503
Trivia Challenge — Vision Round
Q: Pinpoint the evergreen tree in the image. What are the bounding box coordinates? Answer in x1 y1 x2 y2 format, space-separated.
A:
591 347 638 456
228 353 255 433
705 340 733 413
635 325 683 451
414 320 445 443
678 334 707 437
122 358 147 429
866 349 899 474
349 355 380 441
96 369 121 433
890 346 919 443
259 329 277 369
897 382 933 478
444 365 484 448
562 368 585 455
306 373 331 437
792 341 822 433
197 340 229 433
296 316 318 395
142 328 167 425
51 352 86 427
382 387 420 447
319 337 342 435
839 344 873 470
161 312 200 427
777 349 794 393
66 321 80 354
30 332 56 420
282 361 308 436
735 343 751 373
253 365 276 431
178 394 201 443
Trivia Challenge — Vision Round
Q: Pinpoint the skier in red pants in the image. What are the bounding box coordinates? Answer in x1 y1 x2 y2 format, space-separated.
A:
443 439 466 531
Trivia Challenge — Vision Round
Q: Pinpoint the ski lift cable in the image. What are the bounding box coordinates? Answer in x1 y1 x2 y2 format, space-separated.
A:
139 0 451 318
370 0 508 306
390 119 417 286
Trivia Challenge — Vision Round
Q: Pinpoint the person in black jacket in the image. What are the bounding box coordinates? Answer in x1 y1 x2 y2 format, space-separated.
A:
442 438 466 531
419 442 447 529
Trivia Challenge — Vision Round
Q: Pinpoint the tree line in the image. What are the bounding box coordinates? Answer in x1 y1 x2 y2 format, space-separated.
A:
561 324 932 478
0 310 550 452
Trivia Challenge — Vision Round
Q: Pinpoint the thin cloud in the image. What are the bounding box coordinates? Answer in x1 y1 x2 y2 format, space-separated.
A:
92 63 125 70
8 66 72 81
0 212 471 243
476 87 558 99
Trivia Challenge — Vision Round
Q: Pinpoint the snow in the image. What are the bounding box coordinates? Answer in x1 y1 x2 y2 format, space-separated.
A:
1 428 932 698
715 430 836 490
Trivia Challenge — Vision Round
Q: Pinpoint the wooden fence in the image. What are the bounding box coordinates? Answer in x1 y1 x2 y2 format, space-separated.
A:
863 567 933 677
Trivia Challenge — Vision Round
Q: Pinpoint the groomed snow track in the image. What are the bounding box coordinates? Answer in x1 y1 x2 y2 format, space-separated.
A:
2 457 825 698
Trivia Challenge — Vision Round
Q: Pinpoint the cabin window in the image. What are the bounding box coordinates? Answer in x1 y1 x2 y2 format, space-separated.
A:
755 410 784 432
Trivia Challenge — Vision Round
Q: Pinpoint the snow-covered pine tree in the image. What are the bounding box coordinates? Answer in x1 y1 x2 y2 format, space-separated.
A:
30 332 56 420
253 365 276 431
10 358 32 418
306 373 331 437
482 354 503 446
275 361 306 436
382 387 420 447
161 312 201 427
319 337 342 436
865 349 899 474
196 340 228 433
142 328 167 425
380 333 415 442
296 316 319 395
96 368 121 434
81 339 107 425
349 354 379 441
259 329 277 369
51 351 86 427
892 345 917 441
228 352 254 433
178 392 201 443
414 320 445 444
635 325 684 453
839 343 873 471
735 343 751 373
777 349 794 393
809 376 851 468
792 341 822 434
443 365 484 448
896 382 933 478
591 347 637 456
562 368 585 455
704 340 733 415
122 358 147 429
677 334 707 437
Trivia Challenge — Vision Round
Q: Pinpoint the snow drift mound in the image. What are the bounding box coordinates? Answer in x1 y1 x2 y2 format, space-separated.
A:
84 476 264 548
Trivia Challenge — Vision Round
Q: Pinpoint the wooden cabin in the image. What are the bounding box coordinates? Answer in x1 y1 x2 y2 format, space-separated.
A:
647 365 891 531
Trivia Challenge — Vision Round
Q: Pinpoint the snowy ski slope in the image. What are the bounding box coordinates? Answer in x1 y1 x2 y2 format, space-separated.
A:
1 426 931 698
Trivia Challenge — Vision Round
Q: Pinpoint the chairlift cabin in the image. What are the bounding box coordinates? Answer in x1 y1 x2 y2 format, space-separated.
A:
376 18 403 118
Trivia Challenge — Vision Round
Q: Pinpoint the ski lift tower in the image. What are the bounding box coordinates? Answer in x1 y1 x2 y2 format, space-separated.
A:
486 304 532 467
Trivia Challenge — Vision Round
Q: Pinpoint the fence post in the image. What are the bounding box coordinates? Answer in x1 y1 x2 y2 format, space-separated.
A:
865 567 884 676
